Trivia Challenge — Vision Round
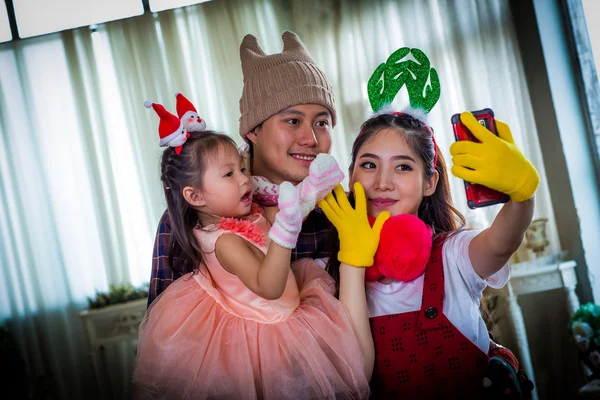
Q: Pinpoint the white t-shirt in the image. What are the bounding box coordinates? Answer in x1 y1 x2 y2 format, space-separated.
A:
366 229 509 354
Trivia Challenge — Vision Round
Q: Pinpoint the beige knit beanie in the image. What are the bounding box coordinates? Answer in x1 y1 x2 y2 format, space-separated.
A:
238 31 337 139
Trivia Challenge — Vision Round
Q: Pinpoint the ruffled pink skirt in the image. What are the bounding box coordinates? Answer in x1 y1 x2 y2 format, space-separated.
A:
133 259 370 399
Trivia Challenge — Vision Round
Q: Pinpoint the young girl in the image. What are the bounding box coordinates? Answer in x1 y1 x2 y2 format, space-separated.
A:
133 112 371 399
320 111 539 398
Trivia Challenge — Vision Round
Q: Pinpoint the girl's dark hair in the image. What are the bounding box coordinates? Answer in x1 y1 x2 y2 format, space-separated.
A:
161 131 238 275
326 113 466 291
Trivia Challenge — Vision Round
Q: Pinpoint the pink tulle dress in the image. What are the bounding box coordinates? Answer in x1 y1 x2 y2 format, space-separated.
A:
133 212 370 400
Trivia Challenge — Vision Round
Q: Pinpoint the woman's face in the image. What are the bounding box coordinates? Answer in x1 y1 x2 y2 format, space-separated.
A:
350 128 437 218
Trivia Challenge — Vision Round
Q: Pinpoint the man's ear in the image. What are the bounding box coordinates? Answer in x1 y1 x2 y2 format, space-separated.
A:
182 186 205 207
246 127 259 145
423 170 439 197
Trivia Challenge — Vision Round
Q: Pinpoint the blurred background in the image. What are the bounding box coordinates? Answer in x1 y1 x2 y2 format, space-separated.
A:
0 0 599 398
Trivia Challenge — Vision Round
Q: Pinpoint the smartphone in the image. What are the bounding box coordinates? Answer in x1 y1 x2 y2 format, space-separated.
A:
451 108 510 209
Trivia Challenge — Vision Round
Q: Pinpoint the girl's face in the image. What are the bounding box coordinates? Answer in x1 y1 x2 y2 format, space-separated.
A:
185 144 252 224
350 128 438 218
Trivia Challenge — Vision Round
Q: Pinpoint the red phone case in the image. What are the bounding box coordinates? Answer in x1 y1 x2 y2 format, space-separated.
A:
451 108 510 209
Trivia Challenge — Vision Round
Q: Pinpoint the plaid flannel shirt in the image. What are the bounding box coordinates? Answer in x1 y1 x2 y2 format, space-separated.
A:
148 208 332 307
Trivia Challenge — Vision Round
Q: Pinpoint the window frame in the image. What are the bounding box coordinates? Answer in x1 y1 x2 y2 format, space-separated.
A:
562 0 600 181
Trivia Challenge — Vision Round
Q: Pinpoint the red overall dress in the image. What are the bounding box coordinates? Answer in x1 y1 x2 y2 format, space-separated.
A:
370 238 489 399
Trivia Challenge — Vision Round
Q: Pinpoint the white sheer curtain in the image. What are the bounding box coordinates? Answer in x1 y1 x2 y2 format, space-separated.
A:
0 0 557 397
288 0 557 249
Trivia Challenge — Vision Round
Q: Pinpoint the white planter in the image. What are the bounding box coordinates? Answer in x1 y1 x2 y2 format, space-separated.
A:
80 298 147 399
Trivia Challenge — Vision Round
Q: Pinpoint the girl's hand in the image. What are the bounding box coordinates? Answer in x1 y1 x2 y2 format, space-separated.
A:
295 153 344 218
269 182 303 249
319 183 390 267
450 112 539 202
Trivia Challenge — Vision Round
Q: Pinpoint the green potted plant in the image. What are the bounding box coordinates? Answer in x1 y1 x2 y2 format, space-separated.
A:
87 283 149 310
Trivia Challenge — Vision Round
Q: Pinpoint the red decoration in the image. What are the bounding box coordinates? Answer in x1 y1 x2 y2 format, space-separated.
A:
366 214 432 282
218 217 266 247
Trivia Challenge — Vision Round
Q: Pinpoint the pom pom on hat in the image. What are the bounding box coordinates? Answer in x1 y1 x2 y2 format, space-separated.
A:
144 100 185 147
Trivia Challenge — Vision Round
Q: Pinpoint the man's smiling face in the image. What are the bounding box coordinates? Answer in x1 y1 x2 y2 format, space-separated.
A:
246 104 333 184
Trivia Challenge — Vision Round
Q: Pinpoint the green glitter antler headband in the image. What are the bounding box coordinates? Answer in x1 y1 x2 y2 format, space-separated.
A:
367 47 441 113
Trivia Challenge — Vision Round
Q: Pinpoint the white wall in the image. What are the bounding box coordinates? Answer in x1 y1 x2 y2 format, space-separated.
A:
532 0 600 303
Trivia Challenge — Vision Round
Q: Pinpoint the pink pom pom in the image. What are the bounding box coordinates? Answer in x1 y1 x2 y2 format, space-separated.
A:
365 264 384 282
373 214 432 282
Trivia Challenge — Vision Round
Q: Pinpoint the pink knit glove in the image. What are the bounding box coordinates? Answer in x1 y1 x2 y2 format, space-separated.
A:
269 182 303 249
295 154 344 218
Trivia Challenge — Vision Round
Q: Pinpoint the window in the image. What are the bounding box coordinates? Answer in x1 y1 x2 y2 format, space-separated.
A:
0 1 11 43
13 0 144 38
568 0 600 164
148 0 211 13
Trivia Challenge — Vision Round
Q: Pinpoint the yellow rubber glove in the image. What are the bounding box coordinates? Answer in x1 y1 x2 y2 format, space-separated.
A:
319 183 390 267
450 112 540 203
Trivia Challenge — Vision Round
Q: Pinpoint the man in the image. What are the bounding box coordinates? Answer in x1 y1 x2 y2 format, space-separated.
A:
148 31 335 305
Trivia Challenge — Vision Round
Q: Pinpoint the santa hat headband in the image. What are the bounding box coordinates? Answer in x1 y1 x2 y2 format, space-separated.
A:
175 92 197 119
365 47 441 168
144 100 185 147
175 92 207 134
